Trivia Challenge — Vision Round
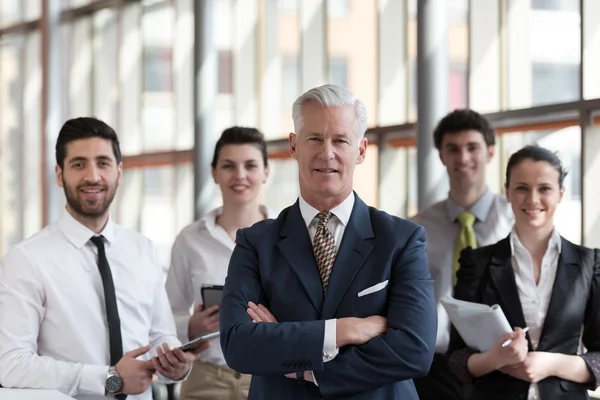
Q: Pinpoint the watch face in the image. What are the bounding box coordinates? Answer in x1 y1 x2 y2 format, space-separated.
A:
106 375 123 393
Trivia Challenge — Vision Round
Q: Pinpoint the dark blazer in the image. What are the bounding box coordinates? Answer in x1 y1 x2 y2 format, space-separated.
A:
447 235 600 400
219 194 437 399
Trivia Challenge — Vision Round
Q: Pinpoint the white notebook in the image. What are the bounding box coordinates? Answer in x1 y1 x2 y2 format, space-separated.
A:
441 296 513 352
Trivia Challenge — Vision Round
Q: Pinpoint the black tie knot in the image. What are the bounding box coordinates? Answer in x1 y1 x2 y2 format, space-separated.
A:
90 235 105 249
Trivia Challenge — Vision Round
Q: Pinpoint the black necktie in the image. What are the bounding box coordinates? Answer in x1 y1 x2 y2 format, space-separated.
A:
90 236 126 399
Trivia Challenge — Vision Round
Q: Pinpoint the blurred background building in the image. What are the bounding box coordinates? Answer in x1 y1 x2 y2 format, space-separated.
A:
1 0 600 270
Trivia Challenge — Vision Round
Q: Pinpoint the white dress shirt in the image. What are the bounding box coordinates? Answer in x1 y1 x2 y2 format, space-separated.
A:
0 211 182 400
298 192 356 371
165 206 278 368
410 189 514 353
510 227 561 400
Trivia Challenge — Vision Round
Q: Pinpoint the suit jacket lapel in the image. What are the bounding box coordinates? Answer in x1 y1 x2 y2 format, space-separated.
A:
276 202 324 314
321 195 374 319
488 237 528 332
538 238 579 348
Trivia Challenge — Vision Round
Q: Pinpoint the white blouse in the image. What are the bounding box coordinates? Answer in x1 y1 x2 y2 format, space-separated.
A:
510 227 562 400
165 206 278 368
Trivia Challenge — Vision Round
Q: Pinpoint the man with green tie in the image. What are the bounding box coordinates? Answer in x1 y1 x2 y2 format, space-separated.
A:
410 109 514 400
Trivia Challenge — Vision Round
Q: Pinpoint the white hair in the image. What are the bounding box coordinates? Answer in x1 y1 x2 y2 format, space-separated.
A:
292 84 367 138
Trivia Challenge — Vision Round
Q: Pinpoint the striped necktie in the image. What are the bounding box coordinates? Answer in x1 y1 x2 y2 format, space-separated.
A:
313 212 337 294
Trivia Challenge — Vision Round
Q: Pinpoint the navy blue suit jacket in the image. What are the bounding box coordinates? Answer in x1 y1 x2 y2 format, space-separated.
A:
220 194 437 399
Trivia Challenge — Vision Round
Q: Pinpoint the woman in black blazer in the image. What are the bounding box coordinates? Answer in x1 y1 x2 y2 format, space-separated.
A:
447 145 600 400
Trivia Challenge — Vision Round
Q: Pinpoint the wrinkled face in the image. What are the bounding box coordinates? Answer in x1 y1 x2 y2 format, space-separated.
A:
289 103 367 202
56 137 122 219
506 158 564 231
439 130 494 189
211 144 269 206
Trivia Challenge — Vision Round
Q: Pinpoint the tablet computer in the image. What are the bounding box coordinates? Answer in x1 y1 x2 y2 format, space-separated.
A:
179 331 220 352
201 284 224 309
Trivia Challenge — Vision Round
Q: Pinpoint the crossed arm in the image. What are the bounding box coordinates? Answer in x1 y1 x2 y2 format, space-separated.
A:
219 226 437 397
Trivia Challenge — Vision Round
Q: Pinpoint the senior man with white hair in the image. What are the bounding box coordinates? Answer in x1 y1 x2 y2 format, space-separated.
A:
218 84 437 399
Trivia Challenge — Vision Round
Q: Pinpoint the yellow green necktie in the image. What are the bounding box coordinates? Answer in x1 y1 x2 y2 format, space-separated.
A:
453 211 477 283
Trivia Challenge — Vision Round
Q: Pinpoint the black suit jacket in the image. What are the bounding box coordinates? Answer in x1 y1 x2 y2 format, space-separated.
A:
447 235 600 400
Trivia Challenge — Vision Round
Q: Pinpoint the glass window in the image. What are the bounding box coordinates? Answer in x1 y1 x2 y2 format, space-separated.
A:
263 157 300 213
353 143 379 207
0 32 42 255
65 16 93 119
329 57 348 88
218 50 233 94
138 165 182 271
142 2 175 151
1 0 21 27
506 0 581 108
93 8 118 125
327 1 376 126
497 127 581 244
144 47 172 92
407 0 469 119
0 34 24 255
327 0 349 19
277 4 300 135
282 55 299 109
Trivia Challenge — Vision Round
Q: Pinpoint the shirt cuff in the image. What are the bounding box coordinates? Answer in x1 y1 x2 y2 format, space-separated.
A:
157 363 193 384
323 318 339 363
80 365 109 396
311 371 319 386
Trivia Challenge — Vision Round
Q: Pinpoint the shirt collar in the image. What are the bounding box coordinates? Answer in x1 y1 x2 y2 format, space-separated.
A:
200 205 279 234
57 209 116 249
509 226 562 256
446 187 496 223
298 192 355 229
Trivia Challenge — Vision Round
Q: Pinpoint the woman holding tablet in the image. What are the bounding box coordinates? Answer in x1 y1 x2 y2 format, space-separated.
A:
447 145 600 400
166 127 277 400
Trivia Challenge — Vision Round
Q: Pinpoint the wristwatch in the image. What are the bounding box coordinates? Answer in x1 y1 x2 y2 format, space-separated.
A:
105 366 123 394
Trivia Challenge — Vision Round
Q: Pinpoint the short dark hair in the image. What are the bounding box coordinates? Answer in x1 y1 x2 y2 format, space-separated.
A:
55 117 122 168
505 145 568 189
433 109 495 150
210 126 269 169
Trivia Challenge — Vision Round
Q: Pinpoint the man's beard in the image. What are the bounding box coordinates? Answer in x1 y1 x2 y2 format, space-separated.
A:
63 180 118 219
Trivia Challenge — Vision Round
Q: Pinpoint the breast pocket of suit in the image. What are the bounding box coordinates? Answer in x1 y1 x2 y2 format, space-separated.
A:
353 280 389 317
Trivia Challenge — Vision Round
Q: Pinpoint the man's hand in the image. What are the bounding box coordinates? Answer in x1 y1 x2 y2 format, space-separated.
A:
188 304 220 339
115 345 156 395
247 302 278 322
151 341 211 381
336 316 388 347
499 352 554 383
285 371 314 382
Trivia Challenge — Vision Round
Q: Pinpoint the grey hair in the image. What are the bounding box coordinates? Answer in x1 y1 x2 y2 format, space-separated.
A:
292 84 367 138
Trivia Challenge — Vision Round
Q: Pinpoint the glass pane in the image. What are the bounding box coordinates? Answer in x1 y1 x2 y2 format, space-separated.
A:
327 0 377 127
24 0 40 20
142 3 175 151
506 0 581 108
67 17 93 118
353 143 379 207
0 34 23 255
448 0 468 110
214 0 234 136
278 0 300 137
263 157 299 212
93 8 118 125
140 165 176 271
498 127 582 244
408 0 468 120
1 0 21 27
23 31 42 238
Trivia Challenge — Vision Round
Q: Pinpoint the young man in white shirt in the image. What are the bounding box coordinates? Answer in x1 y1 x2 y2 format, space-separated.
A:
410 109 514 400
0 117 208 400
